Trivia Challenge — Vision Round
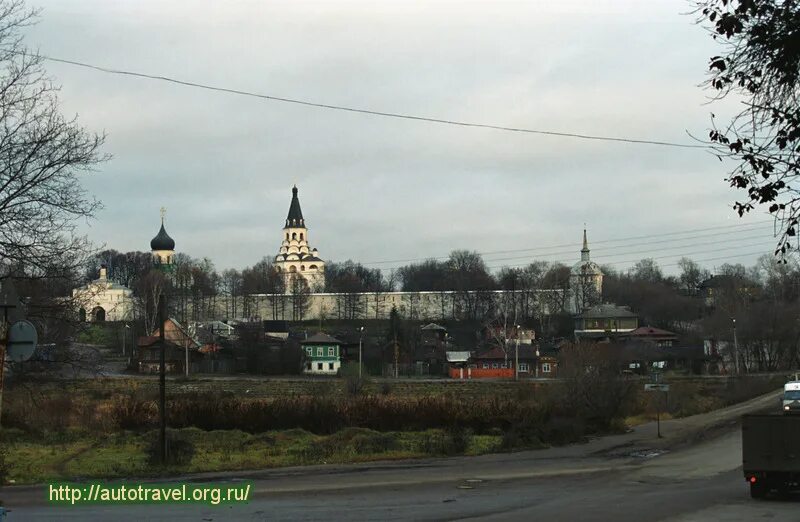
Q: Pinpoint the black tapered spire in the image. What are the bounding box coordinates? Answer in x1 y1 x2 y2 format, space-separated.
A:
285 185 305 228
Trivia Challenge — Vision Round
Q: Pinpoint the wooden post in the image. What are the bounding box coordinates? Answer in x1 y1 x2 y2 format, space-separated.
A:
0 306 12 430
0 325 6 430
158 293 166 463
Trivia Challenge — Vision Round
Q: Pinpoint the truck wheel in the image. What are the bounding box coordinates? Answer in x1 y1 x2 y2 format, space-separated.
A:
750 481 767 499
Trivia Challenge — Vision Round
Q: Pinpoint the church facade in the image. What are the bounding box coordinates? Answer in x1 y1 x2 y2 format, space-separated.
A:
72 265 134 322
273 186 326 290
569 229 604 312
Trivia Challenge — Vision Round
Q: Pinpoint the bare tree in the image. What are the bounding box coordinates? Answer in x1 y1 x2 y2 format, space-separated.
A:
0 1 106 278
134 270 169 335
288 274 310 322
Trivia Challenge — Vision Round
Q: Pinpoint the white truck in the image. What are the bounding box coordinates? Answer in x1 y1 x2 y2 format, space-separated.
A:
781 381 800 414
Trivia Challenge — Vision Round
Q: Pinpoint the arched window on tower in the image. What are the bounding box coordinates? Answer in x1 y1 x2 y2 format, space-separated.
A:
289 265 297 273
292 232 297 240
300 265 305 271
286 233 289 240
300 233 304 241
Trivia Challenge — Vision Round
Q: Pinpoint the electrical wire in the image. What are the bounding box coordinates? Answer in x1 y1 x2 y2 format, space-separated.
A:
39 53 707 149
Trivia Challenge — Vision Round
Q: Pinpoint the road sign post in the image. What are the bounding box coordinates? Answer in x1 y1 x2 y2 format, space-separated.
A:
0 304 16 430
645 383 670 438
0 318 6 430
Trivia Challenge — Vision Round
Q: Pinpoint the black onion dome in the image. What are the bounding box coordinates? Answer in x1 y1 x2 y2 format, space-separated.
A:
150 223 175 251
285 185 305 228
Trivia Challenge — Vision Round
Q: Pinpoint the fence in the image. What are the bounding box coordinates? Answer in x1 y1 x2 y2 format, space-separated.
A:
448 367 515 379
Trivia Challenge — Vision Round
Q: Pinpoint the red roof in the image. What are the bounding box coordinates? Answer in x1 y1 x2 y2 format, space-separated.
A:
627 326 678 338
137 335 160 347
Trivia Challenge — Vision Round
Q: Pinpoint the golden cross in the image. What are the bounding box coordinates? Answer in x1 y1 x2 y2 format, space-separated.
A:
160 207 166 223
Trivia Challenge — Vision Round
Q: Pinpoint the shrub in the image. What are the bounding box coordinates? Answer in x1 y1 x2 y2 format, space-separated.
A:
146 430 195 466
109 388 157 431
351 432 397 454
340 362 368 397
541 417 585 445
0 433 7 485
420 427 471 456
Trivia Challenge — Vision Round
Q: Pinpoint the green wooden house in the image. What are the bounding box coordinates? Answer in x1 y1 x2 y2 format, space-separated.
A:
300 333 343 375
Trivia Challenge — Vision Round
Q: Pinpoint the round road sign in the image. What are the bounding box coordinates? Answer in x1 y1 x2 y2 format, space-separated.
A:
7 320 37 362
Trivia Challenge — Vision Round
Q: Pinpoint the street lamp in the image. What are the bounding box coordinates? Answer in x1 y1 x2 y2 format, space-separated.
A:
358 326 365 379
515 325 520 381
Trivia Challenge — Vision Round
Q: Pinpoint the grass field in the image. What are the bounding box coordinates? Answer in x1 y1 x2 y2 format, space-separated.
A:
0 373 787 485
1 427 507 484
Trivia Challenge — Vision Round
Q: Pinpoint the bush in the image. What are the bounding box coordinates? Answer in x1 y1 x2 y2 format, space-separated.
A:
351 432 397 454
420 426 471 456
340 362 368 397
109 388 157 431
146 430 195 466
0 433 7 485
542 417 585 445
501 418 543 450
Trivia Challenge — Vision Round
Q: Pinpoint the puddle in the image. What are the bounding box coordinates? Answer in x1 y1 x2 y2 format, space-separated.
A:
628 449 667 459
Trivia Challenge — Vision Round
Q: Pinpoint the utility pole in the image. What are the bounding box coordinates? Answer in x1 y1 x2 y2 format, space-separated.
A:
0 305 11 430
158 293 167 464
732 317 740 375
358 326 364 379
515 325 520 381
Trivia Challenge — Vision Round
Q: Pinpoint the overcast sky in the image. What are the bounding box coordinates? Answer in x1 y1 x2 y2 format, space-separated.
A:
26 0 777 275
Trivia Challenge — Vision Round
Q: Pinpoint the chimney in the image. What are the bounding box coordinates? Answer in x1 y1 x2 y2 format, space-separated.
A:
99 264 108 280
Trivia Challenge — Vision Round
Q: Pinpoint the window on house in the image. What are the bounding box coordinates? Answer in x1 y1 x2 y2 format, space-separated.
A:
317 362 323 370
519 363 529 372
328 347 335 357
328 362 334 370
542 363 552 373
491 363 499 369
482 363 489 369
316 347 324 356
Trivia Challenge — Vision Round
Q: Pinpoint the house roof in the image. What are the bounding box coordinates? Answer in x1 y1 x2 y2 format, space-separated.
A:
301 332 343 345
137 335 180 348
421 323 447 331
616 342 709 361
446 351 472 363
577 303 638 319
698 274 737 289
626 326 678 338
152 318 201 350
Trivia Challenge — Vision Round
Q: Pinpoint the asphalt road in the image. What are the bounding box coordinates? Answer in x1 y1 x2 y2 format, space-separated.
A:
3 391 797 521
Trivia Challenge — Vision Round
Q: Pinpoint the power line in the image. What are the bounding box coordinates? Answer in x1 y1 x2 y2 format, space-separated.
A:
38 53 706 149
360 220 774 266
481 231 771 265
483 239 774 271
